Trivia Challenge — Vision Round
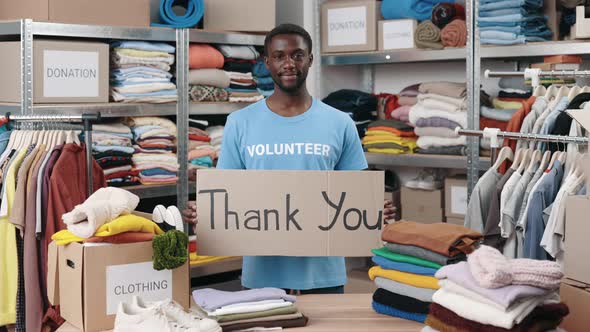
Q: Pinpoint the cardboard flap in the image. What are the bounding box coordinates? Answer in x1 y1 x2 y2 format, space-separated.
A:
566 109 590 131
58 242 85 330
562 278 590 290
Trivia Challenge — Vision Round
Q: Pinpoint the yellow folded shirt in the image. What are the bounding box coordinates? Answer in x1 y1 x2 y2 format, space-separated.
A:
367 148 413 155
52 214 164 245
364 130 401 137
362 138 418 148
492 98 523 110
368 266 440 290
189 253 235 266
114 48 172 58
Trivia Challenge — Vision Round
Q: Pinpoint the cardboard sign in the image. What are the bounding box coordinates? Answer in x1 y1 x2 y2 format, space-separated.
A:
196 170 384 257
43 50 100 98
106 262 172 315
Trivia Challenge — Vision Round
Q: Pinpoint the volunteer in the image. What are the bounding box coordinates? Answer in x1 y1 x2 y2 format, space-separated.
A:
183 23 396 294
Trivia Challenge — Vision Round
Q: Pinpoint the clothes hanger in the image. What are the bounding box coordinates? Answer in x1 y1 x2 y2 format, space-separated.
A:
570 152 584 178
582 86 590 93
538 150 552 172
533 85 547 97
544 84 559 101
65 130 73 144
527 149 542 173
516 149 531 174
547 151 561 171
73 130 81 145
568 85 582 100
554 85 570 102
557 150 567 166
510 148 524 171
491 146 514 172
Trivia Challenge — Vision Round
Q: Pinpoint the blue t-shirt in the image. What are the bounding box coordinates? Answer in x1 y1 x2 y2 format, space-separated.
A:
216 97 368 290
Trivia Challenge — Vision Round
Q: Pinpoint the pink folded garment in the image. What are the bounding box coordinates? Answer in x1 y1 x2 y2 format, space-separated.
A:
398 96 417 106
468 245 563 290
133 164 179 172
390 105 412 121
188 149 217 160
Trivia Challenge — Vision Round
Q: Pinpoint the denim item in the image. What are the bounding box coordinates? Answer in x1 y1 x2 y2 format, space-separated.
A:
381 0 454 21
252 60 271 78
479 25 552 38
537 97 569 150
480 0 543 11
481 30 519 40
478 16 547 27
478 7 535 17
480 35 548 45
255 76 274 86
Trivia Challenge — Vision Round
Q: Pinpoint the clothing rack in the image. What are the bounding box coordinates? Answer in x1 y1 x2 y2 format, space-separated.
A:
484 68 590 87
456 128 588 163
5 113 101 196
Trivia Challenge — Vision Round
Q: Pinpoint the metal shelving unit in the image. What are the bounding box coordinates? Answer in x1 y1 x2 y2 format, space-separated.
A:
481 40 590 59
366 153 491 170
190 102 251 115
321 47 466 65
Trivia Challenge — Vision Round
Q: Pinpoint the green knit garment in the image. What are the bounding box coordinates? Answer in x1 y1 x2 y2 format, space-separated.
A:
372 247 442 269
217 305 299 323
152 230 189 271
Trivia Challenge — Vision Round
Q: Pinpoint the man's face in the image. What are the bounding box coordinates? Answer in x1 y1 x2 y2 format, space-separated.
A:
264 34 313 94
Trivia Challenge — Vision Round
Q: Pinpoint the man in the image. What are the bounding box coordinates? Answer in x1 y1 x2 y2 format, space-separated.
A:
183 23 396 293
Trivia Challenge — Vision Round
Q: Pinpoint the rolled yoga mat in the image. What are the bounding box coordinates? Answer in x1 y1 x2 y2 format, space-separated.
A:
152 0 205 28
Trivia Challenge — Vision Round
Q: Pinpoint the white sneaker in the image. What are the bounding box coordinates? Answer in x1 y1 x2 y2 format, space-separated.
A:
166 206 185 232
114 301 199 332
132 296 221 332
406 170 442 191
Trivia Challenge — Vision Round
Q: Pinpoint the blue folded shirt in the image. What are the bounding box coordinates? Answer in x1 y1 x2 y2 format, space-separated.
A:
372 256 437 276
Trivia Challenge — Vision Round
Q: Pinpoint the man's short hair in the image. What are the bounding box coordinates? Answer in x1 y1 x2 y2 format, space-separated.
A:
264 23 313 56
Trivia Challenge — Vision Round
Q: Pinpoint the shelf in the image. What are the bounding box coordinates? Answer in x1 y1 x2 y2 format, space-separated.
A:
480 40 590 59
365 153 491 170
190 102 251 115
188 29 265 46
0 102 178 118
321 48 466 65
190 257 243 278
125 183 196 199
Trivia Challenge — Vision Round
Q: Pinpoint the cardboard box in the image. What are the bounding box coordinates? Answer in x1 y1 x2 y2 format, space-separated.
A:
401 187 444 224
560 279 590 330
203 0 276 33
0 0 150 27
196 170 384 257
564 196 590 284
0 40 109 103
378 19 417 51
573 5 590 39
321 0 381 53
444 177 468 219
446 216 464 226
52 241 189 332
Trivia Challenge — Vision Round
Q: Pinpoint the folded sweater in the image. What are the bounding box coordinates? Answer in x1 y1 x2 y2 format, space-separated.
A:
368 266 440 290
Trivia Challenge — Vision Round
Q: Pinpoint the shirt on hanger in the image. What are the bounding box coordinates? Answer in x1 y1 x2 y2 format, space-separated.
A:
536 97 569 150
515 97 546 150
500 96 536 173
499 171 522 258
217 98 367 291
524 160 564 260
9 146 40 232
484 168 515 250
465 168 502 233
35 151 53 235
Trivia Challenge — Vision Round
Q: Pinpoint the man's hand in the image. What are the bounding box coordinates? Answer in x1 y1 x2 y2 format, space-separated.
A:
182 201 197 225
383 199 397 224
188 168 198 182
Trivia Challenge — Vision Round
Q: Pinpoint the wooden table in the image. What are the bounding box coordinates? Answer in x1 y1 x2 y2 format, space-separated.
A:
57 293 425 332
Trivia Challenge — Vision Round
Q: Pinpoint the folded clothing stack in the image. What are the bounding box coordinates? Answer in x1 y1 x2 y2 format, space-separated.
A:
409 82 467 155
125 116 179 185
322 89 378 136
92 123 139 187
253 59 274 97
369 221 482 323
207 126 225 155
110 41 177 103
478 0 552 45
188 126 216 169
188 44 229 103
362 119 417 155
192 288 308 332
427 245 568 331
218 44 264 103
394 84 420 124
480 89 530 151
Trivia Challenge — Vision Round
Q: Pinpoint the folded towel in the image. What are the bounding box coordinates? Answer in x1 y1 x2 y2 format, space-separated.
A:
189 85 229 102
468 245 563 290
373 247 442 269
372 301 427 323
368 266 440 290
414 127 459 138
125 116 177 134
419 81 466 98
111 53 173 71
398 96 417 106
188 69 230 88
415 21 443 49
409 104 468 128
372 256 437 276
384 242 466 266
93 123 132 134
381 0 452 21
417 136 466 148
432 3 465 29
217 45 260 60
189 44 225 69
194 288 296 312
441 19 467 47
375 277 436 303
62 187 139 238
111 41 176 53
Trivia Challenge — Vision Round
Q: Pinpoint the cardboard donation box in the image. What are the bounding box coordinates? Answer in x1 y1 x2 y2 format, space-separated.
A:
50 241 189 332
321 0 381 53
0 0 150 27
560 279 590 330
196 170 384 257
401 187 444 224
203 0 276 32
378 19 417 50
0 40 109 103
444 177 468 219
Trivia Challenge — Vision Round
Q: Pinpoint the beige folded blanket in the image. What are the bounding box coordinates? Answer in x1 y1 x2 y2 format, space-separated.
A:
415 20 443 50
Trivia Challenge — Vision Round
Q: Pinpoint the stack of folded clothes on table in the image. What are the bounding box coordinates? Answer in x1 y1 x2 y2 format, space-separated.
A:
188 44 229 103
207 126 225 156
478 0 552 45
189 127 216 169
409 82 468 156
192 288 308 331
369 221 482 324
392 84 420 125
253 59 274 97
218 44 264 103
110 41 177 103
322 89 378 136
362 119 417 155
92 123 139 187
426 245 569 332
125 116 179 185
